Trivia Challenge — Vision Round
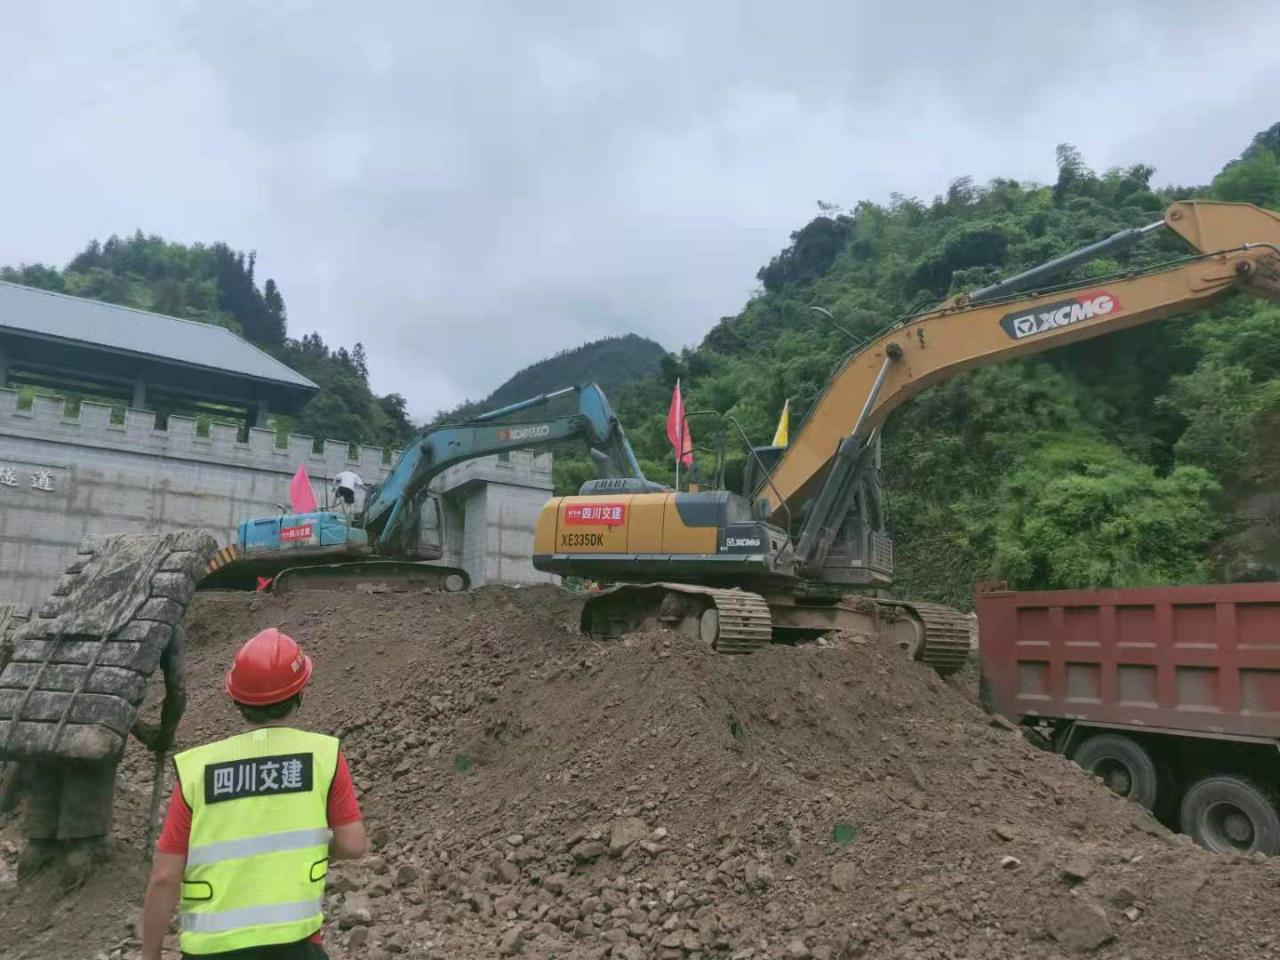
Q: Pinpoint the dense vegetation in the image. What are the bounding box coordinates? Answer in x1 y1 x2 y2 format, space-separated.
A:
581 127 1280 604
1 234 415 451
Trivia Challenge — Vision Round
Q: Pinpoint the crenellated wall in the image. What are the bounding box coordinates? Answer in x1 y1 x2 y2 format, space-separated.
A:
0 390 555 607
0 388 393 477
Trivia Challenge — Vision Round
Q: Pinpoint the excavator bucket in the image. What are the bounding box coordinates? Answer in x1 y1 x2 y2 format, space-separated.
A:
0 532 217 762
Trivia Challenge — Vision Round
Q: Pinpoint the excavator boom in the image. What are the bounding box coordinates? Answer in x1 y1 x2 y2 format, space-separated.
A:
767 201 1280 562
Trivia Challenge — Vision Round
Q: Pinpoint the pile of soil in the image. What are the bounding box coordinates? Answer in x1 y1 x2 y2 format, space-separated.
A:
3 584 1280 960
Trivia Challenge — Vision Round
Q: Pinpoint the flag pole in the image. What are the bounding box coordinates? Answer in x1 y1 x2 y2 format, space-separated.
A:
674 379 681 491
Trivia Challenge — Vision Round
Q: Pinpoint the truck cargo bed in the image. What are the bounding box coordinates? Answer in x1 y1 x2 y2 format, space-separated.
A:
978 582 1280 740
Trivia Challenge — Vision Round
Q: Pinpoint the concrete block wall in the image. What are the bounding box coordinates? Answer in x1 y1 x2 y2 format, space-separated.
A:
435 452 557 588
0 390 555 606
469 484 559 588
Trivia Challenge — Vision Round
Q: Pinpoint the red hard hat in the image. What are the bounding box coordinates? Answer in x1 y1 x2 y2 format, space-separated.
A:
225 628 313 706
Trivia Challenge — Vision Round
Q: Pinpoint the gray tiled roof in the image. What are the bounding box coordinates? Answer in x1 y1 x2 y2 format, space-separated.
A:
0 280 317 389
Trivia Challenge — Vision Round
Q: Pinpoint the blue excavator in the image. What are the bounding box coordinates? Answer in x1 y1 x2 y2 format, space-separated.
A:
201 383 657 592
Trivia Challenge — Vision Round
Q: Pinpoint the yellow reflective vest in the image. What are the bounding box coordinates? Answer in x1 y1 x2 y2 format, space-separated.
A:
173 726 339 955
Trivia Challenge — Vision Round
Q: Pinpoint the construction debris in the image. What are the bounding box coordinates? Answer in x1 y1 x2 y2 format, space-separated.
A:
3 584 1280 959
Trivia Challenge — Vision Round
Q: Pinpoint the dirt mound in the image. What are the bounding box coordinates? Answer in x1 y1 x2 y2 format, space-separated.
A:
4 584 1280 959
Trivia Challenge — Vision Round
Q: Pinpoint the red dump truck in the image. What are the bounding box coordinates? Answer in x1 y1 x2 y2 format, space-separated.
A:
978 582 1280 856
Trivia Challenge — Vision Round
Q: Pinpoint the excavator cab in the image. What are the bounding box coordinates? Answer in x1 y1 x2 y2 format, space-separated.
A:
741 444 784 507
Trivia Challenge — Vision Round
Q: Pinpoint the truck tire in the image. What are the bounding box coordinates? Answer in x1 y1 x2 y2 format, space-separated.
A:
1072 734 1159 810
1180 776 1280 856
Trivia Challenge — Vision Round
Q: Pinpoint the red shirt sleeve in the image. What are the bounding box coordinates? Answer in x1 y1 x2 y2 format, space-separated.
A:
155 749 361 854
327 751 362 827
155 783 192 855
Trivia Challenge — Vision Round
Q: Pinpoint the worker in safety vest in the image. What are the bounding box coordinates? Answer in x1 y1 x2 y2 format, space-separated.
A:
141 628 367 959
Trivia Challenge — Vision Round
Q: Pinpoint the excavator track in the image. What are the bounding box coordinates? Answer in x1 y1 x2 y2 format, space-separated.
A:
880 600 972 676
201 545 470 594
273 560 470 594
0 531 217 761
582 583 773 654
583 583 972 669
684 586 773 655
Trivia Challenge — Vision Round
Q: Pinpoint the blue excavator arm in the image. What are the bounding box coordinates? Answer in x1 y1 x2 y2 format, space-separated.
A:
361 382 649 551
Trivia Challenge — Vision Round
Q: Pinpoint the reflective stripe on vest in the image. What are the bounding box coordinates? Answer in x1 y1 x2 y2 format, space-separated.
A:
181 897 325 934
187 827 332 867
174 727 339 955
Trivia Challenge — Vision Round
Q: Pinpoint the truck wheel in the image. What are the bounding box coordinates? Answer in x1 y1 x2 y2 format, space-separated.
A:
1180 777 1280 856
1072 734 1158 809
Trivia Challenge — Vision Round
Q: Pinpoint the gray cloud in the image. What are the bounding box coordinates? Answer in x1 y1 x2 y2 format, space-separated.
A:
4 1 1279 417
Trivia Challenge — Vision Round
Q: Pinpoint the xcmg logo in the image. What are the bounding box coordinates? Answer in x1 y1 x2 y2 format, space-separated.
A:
498 424 552 441
999 291 1119 341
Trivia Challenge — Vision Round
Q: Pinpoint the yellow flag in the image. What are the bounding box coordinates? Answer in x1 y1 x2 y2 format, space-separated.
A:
772 398 790 447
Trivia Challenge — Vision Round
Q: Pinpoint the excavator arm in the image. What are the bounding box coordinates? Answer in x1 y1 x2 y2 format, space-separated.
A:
761 201 1280 573
363 382 649 551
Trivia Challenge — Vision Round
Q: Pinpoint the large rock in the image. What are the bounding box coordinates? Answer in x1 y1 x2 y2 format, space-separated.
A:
340 893 374 929
1046 899 1115 953
570 840 606 863
498 924 527 956
830 862 858 892
609 817 649 856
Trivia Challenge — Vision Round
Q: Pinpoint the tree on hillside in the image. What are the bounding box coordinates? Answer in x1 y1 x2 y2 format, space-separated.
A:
1213 148 1280 206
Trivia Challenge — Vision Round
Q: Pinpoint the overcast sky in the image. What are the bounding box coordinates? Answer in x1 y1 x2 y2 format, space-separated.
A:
4 2 1279 417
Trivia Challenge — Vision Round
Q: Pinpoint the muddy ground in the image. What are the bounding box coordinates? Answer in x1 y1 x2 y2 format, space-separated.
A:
2 585 1278 960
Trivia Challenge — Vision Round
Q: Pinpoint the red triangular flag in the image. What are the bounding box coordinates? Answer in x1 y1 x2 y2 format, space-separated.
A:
666 380 693 467
288 463 317 513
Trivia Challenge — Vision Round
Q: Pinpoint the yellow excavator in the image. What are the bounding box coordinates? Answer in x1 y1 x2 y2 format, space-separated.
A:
532 200 1280 672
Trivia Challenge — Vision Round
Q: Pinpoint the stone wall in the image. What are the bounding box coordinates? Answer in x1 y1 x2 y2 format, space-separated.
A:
0 390 555 607
444 456 562 587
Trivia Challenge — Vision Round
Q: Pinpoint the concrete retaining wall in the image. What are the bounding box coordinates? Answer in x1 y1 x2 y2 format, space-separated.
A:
0 389 555 607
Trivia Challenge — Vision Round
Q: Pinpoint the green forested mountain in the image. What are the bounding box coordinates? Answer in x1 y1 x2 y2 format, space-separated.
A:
485 333 666 408
581 127 1280 605
438 333 667 422
1 233 415 451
